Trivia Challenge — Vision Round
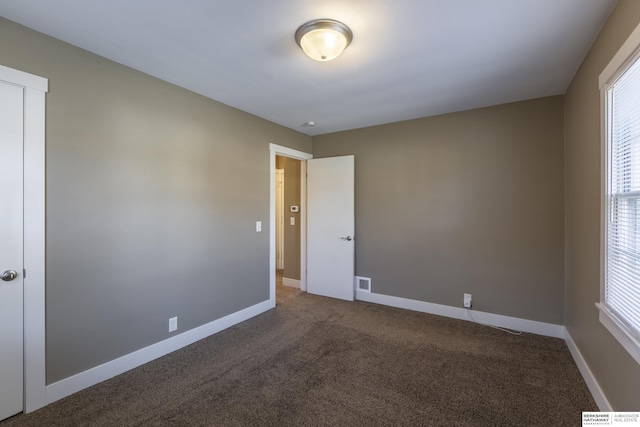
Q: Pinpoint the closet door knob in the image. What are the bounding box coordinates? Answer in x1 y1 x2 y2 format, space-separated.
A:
1 270 18 281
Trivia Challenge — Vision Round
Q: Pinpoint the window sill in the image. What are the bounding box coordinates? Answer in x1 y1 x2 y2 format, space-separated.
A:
596 303 640 365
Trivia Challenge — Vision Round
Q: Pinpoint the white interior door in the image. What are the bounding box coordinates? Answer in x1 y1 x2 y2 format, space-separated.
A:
0 81 25 420
307 155 355 301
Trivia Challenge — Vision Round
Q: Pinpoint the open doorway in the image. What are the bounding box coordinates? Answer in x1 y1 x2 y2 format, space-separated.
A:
275 155 303 304
269 144 312 307
269 145 355 305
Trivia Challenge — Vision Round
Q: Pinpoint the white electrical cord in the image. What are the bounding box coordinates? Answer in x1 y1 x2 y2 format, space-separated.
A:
465 307 522 336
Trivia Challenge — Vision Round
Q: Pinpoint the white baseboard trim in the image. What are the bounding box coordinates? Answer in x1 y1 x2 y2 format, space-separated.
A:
355 290 565 338
45 299 272 405
564 330 612 411
282 277 300 289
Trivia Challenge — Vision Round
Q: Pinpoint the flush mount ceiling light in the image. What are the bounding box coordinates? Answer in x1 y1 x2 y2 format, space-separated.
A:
295 19 353 62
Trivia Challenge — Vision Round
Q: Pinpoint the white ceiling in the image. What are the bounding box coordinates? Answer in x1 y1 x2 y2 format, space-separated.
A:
0 0 616 136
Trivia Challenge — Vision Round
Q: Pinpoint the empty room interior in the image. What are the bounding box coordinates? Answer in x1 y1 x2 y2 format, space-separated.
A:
1 0 640 424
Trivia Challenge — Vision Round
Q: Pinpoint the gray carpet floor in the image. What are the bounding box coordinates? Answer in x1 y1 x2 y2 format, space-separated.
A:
2 286 595 426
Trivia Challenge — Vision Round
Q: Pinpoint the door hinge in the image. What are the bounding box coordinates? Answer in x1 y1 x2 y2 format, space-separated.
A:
23 269 26 279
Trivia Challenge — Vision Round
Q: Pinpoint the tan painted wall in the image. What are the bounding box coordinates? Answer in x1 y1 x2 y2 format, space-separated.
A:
283 157 301 281
0 17 311 384
564 0 640 411
314 96 565 324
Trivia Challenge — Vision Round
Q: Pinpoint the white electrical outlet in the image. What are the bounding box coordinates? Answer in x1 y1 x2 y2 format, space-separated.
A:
169 317 178 332
463 293 472 308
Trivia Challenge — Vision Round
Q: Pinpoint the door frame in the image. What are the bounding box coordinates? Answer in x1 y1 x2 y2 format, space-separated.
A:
0 65 47 413
269 144 312 306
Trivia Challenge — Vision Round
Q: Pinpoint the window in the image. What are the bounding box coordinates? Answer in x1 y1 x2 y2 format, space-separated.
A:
598 23 640 365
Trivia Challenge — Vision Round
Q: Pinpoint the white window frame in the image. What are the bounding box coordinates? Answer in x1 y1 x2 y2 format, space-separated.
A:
597 22 640 366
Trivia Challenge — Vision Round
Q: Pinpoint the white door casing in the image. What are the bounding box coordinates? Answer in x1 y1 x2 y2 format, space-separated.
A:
0 81 25 421
0 64 47 415
307 155 355 301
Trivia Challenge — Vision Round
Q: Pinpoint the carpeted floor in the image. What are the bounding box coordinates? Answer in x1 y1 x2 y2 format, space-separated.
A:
2 287 595 426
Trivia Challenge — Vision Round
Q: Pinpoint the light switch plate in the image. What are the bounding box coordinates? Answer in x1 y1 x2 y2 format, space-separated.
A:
256 221 262 232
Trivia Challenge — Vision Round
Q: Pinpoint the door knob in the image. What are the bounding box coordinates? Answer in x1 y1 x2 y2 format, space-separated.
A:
340 236 354 241
1 270 18 281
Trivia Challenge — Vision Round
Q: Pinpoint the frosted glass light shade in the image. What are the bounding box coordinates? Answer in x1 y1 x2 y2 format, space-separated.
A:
295 19 353 62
